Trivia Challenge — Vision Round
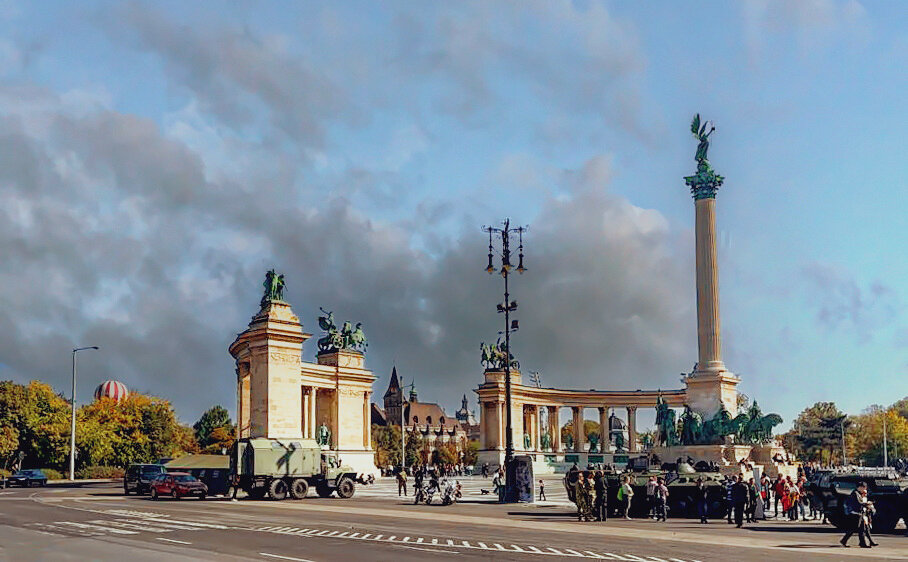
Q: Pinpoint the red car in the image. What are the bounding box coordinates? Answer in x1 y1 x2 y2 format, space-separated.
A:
150 472 208 500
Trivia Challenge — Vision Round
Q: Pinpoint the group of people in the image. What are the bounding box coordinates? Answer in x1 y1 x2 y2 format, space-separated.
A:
569 470 615 522
769 473 821 521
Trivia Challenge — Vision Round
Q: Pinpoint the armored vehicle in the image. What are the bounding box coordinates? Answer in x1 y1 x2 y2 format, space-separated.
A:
564 461 729 519
665 464 728 519
809 468 908 532
231 438 359 501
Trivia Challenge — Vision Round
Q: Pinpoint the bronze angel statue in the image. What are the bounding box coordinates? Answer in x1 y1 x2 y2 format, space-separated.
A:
691 113 715 164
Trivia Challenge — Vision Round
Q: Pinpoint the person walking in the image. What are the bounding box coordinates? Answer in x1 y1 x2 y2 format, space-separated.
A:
593 471 607 522
731 475 748 528
396 468 408 497
695 477 709 524
538 479 547 501
840 482 870 548
654 477 669 522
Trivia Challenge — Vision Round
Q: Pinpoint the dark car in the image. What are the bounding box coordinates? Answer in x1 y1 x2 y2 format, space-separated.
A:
7 469 48 487
124 463 166 495
150 472 208 500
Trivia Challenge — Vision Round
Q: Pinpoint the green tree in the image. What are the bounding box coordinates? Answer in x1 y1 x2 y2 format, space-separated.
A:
462 439 479 466
371 424 402 468
783 402 849 464
193 406 233 449
405 430 423 467
0 381 71 469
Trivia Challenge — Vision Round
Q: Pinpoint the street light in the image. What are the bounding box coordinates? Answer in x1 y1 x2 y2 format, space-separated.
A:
482 219 527 471
70 346 99 481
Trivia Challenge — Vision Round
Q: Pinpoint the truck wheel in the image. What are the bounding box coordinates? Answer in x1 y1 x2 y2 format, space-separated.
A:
269 478 289 500
336 478 355 499
290 479 309 500
316 484 333 498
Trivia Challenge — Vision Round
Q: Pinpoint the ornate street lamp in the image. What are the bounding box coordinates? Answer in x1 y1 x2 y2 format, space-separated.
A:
482 219 527 472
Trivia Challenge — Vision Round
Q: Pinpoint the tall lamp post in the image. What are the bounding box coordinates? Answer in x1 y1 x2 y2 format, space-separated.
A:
70 346 99 481
483 219 527 468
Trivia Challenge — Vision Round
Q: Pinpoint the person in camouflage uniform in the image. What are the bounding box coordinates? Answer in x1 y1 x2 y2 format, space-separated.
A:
573 472 594 522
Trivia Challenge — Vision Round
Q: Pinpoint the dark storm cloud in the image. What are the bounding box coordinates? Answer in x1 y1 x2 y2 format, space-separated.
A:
0 4 692 422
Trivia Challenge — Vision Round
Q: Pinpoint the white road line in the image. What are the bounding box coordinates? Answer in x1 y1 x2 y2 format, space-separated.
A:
57 521 137 535
510 544 525 552
349 532 360 538
583 551 604 558
92 520 173 533
156 538 192 545
564 549 584 557
461 540 471 547
477 542 487 549
528 546 544 554
493 543 505 550
415 537 423 543
547 547 565 555
260 553 315 562
447 539 455 546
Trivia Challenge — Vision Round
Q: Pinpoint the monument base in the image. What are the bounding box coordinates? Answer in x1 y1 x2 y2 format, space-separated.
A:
652 444 799 479
685 369 740 419
478 449 636 474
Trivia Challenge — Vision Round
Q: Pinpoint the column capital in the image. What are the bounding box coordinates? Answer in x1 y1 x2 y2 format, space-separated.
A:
626 405 637 413
684 162 724 200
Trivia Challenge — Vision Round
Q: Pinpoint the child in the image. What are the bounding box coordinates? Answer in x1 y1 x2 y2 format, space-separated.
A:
538 479 546 501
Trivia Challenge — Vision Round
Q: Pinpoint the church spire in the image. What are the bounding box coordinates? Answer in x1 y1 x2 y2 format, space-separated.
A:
384 366 400 399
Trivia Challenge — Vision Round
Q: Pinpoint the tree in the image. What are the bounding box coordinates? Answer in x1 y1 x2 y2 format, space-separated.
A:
0 381 71 470
193 406 233 449
202 426 235 455
77 393 199 468
783 402 849 464
561 420 601 446
848 408 908 466
371 424 402 468
404 430 423 468
462 440 479 466
891 397 908 421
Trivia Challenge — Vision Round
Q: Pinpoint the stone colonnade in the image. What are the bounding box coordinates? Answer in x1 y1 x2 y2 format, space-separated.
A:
475 369 687 464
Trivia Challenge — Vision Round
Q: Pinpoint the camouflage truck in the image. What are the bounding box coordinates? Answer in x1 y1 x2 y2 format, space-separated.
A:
231 438 359 500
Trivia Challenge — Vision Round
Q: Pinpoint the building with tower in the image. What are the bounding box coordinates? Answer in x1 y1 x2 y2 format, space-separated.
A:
373 367 470 465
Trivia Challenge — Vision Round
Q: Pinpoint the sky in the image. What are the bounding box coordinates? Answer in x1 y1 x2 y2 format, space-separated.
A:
0 0 905 431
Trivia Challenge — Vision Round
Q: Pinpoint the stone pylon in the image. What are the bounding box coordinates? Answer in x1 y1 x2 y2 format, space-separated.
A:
684 147 739 419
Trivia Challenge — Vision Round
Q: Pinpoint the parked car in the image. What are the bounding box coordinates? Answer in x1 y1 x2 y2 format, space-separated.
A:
150 472 208 500
124 463 167 495
7 469 48 487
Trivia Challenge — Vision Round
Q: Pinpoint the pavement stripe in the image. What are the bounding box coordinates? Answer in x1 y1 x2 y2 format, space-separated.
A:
156 538 192 545
548 547 566 555
477 542 487 549
260 553 315 562
57 521 137 535
583 551 605 558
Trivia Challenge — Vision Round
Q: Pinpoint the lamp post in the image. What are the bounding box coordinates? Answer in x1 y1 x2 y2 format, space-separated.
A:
483 219 527 469
70 346 99 481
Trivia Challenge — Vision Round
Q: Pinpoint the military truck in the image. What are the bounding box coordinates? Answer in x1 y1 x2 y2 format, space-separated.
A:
231 437 359 500
808 468 908 533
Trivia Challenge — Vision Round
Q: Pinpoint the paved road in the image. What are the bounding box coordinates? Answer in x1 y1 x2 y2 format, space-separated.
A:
0 481 904 561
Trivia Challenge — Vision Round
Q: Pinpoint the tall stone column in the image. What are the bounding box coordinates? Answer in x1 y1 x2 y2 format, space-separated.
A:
534 406 542 451
695 197 724 372
626 406 638 453
572 407 584 452
684 120 739 419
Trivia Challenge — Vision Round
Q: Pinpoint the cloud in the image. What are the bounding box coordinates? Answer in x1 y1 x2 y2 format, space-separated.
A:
742 0 870 63
801 262 900 342
0 4 689 422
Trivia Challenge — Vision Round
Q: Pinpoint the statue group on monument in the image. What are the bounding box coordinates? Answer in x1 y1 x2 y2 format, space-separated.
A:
260 269 285 308
479 340 520 371
317 308 368 353
655 396 783 447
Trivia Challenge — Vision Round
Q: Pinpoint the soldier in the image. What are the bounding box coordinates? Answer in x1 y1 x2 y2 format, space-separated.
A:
573 472 593 522
593 471 607 522
731 475 748 528
396 468 408 497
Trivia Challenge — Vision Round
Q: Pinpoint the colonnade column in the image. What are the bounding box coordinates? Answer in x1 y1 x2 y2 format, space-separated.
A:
598 407 609 452
627 406 638 453
497 402 505 450
572 407 584 452
534 405 542 451
363 391 371 448
549 406 561 452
